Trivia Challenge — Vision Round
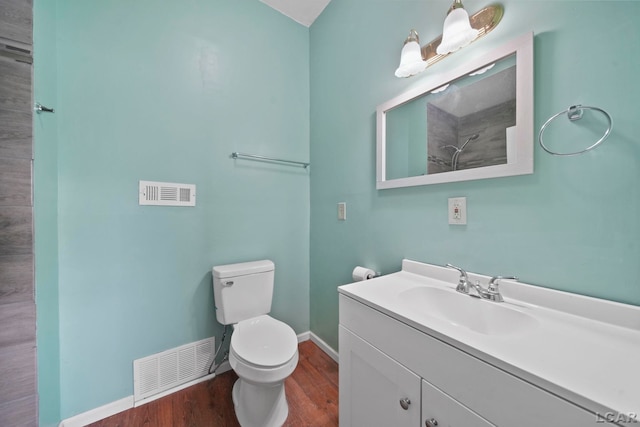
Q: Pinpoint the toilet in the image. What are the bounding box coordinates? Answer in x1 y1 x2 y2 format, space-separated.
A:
212 260 299 427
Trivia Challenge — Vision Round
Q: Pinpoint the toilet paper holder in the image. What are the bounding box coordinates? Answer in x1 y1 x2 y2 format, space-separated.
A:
352 266 381 282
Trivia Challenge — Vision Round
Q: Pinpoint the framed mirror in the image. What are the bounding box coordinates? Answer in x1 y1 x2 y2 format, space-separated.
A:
376 32 533 189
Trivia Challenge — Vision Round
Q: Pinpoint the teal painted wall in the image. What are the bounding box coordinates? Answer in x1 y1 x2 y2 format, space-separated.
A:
36 0 310 419
33 0 60 425
385 97 428 179
33 0 640 423
309 1 640 351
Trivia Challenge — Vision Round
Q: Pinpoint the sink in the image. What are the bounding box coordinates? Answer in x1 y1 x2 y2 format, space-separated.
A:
339 259 640 417
398 286 538 335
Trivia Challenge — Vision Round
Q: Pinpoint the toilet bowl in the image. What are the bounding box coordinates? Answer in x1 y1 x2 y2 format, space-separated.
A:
212 260 299 427
229 315 298 427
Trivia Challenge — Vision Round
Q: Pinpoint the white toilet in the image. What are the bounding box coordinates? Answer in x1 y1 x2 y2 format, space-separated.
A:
212 260 299 427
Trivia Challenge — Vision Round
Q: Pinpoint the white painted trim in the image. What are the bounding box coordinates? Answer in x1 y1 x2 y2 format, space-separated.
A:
58 366 235 426
58 333 337 427
134 372 216 407
58 396 134 427
376 32 534 189
215 359 232 375
309 331 339 363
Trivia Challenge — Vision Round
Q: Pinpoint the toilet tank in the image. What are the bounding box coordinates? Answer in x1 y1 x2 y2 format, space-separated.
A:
212 260 275 325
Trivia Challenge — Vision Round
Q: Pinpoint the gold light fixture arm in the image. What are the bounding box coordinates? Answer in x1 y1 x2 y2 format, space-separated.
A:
421 4 504 68
447 0 467 14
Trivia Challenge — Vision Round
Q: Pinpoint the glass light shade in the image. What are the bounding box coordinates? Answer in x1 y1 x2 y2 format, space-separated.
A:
430 83 449 94
469 62 495 76
395 41 427 78
436 8 479 55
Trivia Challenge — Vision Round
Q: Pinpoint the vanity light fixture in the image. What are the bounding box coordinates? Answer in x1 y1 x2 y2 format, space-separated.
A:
395 29 428 78
437 0 479 55
394 2 503 78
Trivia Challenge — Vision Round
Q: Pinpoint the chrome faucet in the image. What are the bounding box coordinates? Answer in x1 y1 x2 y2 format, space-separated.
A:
445 264 469 293
485 276 518 302
446 264 517 302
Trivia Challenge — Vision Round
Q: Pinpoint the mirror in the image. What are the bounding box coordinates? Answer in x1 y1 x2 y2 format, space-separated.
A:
377 33 534 189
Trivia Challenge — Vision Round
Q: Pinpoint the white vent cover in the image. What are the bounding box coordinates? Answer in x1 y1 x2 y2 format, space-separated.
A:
133 337 214 403
139 180 196 206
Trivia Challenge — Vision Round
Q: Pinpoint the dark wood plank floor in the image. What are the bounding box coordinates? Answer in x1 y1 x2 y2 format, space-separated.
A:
87 340 339 427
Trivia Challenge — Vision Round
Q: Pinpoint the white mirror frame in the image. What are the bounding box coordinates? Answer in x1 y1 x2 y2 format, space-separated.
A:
376 32 534 189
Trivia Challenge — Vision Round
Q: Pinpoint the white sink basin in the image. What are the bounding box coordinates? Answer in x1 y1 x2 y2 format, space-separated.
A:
338 259 640 418
398 286 539 335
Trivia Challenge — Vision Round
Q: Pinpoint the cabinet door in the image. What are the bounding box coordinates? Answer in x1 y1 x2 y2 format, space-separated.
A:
339 326 421 427
422 379 495 427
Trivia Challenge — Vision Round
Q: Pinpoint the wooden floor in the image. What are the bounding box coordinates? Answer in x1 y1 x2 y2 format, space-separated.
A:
87 340 339 427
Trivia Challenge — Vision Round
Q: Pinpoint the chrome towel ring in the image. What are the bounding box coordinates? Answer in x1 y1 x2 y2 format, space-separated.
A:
538 105 612 156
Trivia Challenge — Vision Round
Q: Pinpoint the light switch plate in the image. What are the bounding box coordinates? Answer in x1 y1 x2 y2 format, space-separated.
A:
338 202 347 220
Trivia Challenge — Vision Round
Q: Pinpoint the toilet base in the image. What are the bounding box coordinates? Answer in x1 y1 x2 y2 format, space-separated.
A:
232 378 289 427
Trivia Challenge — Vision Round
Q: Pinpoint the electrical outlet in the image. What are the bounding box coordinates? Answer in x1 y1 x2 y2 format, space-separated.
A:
338 202 347 220
448 197 467 225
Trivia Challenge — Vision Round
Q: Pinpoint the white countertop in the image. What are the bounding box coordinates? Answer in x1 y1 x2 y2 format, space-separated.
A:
338 259 640 417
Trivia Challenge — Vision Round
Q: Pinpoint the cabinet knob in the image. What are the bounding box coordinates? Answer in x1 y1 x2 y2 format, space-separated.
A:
425 418 439 427
399 397 411 410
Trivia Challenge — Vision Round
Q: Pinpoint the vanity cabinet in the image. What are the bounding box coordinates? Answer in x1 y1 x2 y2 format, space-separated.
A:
421 379 495 427
339 326 421 426
339 294 606 427
340 326 494 427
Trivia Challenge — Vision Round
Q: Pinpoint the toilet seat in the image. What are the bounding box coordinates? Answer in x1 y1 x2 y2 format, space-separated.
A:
231 315 298 368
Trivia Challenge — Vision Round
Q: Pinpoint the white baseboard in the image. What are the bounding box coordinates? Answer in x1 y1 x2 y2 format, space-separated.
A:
214 359 232 375
58 396 134 427
134 372 216 408
58 364 233 427
297 331 310 342
309 331 339 363
297 330 339 363
59 331 337 427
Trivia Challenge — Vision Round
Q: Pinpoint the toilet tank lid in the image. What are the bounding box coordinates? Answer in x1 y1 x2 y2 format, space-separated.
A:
213 259 274 279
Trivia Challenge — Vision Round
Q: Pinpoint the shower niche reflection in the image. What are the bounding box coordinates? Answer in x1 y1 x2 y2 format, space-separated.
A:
377 33 533 189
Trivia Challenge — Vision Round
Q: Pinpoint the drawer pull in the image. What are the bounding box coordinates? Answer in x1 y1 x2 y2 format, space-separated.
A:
425 418 439 427
399 397 411 410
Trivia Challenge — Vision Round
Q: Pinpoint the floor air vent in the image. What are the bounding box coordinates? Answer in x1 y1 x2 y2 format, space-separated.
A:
133 337 214 403
139 180 196 206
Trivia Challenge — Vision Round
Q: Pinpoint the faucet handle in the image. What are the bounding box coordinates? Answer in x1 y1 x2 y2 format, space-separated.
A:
487 276 518 293
446 264 469 292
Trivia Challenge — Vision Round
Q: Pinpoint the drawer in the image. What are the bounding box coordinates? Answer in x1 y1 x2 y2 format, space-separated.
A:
422 379 495 427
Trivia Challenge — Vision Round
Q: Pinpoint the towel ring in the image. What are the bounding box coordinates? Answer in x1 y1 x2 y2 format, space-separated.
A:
538 105 612 156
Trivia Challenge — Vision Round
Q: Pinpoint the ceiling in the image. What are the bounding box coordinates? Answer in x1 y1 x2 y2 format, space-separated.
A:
260 0 332 27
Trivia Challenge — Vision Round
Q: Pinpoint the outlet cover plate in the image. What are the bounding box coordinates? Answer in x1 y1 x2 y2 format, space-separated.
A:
448 197 467 225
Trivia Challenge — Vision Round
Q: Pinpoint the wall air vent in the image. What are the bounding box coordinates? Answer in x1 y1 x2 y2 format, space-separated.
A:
139 180 196 206
133 337 214 404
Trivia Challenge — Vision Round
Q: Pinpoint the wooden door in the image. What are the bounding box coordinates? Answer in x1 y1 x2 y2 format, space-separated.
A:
0 0 36 425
